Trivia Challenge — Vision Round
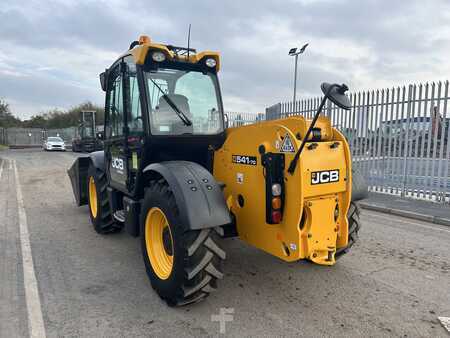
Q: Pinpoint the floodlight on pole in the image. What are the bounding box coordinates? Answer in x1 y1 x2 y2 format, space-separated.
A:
289 43 309 103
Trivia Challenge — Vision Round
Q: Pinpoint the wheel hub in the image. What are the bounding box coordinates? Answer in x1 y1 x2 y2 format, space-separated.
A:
145 207 174 280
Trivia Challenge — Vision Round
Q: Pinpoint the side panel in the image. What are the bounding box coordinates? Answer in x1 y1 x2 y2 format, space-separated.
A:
143 161 231 230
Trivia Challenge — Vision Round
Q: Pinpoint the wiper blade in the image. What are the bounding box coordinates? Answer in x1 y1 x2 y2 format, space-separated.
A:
148 77 192 126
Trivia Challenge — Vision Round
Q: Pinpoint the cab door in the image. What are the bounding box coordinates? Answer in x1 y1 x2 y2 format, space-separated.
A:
104 61 128 192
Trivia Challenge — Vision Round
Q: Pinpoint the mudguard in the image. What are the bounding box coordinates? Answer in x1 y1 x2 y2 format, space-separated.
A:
67 151 105 206
143 161 232 230
351 167 368 202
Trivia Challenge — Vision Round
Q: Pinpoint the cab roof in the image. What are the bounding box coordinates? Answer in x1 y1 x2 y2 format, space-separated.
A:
123 35 221 72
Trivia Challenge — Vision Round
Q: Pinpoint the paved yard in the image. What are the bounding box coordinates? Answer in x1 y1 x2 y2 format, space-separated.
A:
0 149 449 337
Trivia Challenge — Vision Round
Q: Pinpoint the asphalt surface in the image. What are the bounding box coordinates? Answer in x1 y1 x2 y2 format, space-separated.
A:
0 149 449 337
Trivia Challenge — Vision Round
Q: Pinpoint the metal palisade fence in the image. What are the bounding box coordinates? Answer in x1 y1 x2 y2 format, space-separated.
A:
0 127 77 147
266 81 450 203
225 112 266 128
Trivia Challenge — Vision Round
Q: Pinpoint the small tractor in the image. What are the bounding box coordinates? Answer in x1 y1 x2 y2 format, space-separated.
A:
71 110 103 152
68 35 366 306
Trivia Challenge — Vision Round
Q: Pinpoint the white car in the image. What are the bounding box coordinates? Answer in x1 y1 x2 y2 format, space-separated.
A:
43 136 66 151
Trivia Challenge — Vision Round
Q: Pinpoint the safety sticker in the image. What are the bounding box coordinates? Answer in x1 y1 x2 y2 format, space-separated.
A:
236 173 244 184
280 134 295 153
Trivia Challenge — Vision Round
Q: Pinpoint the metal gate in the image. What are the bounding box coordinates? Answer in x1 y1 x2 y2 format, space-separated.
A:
266 81 450 203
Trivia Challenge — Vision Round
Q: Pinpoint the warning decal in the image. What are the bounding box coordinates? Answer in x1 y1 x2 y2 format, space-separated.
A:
280 134 295 153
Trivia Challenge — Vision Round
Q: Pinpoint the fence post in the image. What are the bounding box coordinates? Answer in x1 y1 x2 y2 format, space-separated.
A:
401 85 413 197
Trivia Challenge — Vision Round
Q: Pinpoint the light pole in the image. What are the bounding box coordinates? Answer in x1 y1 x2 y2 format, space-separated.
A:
289 43 309 103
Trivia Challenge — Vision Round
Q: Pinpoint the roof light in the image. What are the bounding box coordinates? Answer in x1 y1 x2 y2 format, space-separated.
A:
139 35 151 44
205 58 217 68
152 52 166 62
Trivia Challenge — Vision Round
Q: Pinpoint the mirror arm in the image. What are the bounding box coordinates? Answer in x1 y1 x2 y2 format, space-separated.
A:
287 84 338 175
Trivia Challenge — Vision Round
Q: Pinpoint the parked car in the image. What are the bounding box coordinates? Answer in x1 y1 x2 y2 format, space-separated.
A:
43 137 66 151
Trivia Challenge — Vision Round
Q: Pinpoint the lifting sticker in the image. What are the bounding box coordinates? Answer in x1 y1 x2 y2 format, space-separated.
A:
236 173 244 184
280 134 295 153
232 155 257 166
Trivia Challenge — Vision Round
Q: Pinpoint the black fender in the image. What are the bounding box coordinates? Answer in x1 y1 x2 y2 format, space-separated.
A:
68 151 105 206
89 151 105 171
351 167 368 202
143 161 232 230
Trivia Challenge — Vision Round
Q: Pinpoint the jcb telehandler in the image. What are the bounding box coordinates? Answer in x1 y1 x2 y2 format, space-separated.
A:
68 35 366 306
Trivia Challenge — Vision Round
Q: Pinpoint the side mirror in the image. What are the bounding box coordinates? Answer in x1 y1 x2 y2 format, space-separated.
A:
321 83 352 110
99 69 109 92
96 131 104 140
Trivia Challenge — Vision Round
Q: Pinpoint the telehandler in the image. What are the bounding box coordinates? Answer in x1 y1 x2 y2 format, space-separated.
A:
68 35 366 306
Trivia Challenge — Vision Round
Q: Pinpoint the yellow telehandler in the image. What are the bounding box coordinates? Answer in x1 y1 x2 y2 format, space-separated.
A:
68 35 366 306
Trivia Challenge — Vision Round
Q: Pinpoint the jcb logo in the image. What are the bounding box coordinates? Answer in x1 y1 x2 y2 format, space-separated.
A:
311 169 339 185
111 157 124 171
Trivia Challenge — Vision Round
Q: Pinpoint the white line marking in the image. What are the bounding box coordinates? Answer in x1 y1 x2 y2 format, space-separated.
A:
0 159 4 180
14 160 47 338
438 317 450 333
362 210 450 234
9 159 13 170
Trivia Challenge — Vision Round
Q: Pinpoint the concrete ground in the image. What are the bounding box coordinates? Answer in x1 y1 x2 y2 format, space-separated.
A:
0 149 449 337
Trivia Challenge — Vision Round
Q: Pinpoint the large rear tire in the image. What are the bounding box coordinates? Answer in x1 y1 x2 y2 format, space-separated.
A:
87 165 122 234
140 179 225 306
336 202 361 259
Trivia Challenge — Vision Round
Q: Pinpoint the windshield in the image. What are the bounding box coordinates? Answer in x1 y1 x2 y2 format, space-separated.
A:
48 137 63 142
144 68 223 135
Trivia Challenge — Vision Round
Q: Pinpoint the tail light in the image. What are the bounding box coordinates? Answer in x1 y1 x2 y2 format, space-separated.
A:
262 153 285 224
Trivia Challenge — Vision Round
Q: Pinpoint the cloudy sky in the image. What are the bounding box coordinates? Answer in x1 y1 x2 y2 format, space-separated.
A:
1 0 449 119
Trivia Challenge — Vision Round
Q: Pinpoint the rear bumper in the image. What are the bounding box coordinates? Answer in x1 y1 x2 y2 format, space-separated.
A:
46 145 66 151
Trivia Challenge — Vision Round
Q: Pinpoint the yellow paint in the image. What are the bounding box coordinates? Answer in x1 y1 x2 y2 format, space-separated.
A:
145 207 174 280
88 176 98 218
213 116 351 264
126 35 221 71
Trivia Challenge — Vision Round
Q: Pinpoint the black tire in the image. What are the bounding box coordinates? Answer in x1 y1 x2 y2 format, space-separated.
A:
140 179 225 306
335 202 361 259
87 165 122 234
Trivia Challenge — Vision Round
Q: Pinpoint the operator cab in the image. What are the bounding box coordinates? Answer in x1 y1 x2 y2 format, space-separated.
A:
99 36 225 196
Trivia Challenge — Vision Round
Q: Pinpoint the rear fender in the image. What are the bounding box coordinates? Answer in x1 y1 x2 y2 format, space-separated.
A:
67 151 105 206
143 161 232 230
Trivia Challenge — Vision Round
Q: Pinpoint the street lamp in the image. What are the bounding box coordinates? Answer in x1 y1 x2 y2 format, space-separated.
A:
288 43 309 103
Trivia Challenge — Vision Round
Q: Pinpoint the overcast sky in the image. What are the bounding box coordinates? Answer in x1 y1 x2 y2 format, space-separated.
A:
1 0 449 119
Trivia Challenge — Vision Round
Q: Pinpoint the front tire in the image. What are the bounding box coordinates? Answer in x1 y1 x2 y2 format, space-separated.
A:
336 202 361 259
140 179 225 306
87 165 121 234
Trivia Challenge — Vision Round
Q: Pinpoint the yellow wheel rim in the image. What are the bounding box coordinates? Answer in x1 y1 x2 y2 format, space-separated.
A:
88 176 98 218
145 207 174 280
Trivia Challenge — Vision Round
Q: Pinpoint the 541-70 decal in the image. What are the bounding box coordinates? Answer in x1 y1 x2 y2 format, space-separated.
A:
232 155 257 166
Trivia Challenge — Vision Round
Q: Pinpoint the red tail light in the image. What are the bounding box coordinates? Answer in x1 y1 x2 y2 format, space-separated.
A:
271 210 282 223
